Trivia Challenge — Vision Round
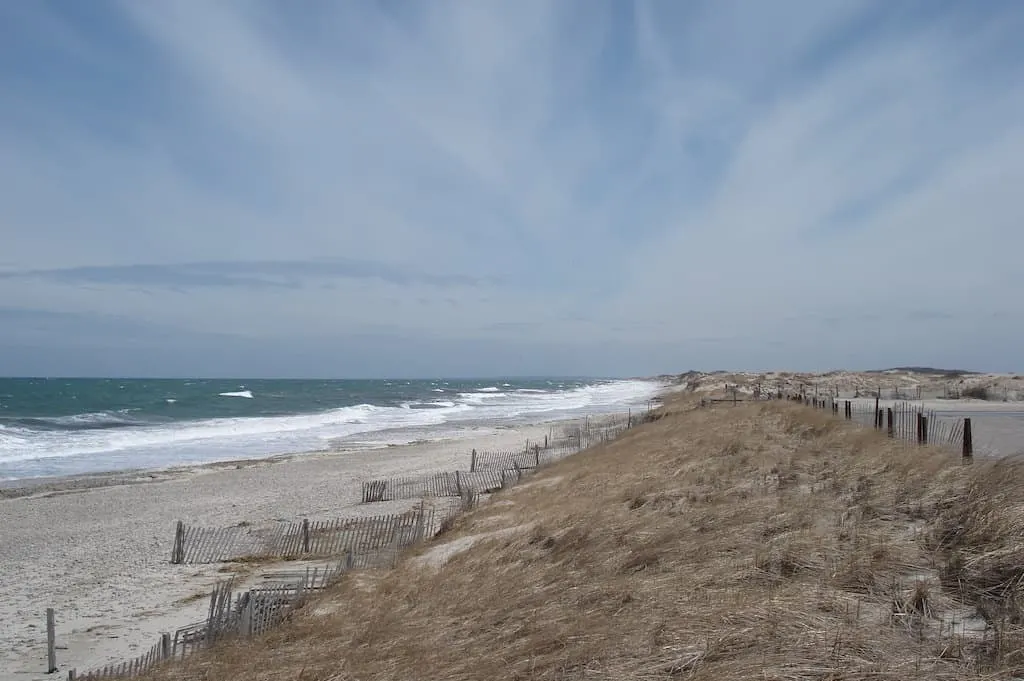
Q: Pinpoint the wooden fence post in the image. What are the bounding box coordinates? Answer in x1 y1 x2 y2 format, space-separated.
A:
172 521 185 564
470 449 477 472
46 608 57 673
887 408 893 438
921 415 929 445
544 435 548 449
161 632 171 660
963 418 973 459
534 445 540 468
455 470 462 496
302 518 310 554
874 397 880 428
916 413 923 444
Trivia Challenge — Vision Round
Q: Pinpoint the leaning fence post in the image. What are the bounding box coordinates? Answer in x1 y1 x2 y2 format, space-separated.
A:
415 501 426 542
302 518 311 554
963 418 973 460
172 520 185 564
46 608 57 673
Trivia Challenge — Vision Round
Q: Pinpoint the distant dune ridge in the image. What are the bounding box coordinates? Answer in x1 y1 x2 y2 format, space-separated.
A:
670 368 1024 402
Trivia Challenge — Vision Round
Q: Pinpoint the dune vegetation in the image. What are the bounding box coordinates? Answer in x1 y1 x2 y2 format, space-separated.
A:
144 395 1024 680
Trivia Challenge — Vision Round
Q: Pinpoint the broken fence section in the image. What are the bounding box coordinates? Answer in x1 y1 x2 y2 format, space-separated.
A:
76 501 459 680
171 506 436 565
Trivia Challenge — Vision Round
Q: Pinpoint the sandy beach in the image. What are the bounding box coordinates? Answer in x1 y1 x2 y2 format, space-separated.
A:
0 421 561 679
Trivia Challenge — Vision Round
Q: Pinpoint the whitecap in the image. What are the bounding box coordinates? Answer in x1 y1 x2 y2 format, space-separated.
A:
219 390 254 399
0 380 665 480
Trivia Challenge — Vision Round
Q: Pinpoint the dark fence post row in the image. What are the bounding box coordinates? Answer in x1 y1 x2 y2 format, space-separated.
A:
786 392 974 462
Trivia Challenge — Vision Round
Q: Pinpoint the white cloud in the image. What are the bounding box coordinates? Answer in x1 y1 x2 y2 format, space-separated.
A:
1 0 1022 374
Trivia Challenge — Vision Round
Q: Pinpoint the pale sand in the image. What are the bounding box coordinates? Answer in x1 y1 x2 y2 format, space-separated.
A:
0 422 560 680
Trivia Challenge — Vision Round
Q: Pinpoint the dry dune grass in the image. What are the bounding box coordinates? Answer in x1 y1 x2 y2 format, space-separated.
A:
144 397 1024 680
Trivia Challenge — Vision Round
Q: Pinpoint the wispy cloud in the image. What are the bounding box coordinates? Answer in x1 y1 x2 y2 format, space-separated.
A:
1 0 1022 375
0 260 494 290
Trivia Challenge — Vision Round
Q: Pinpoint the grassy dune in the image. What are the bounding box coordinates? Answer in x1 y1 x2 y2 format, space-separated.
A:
145 396 1024 680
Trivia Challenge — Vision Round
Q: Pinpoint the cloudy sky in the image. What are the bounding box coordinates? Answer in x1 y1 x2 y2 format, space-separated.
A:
1 1 1022 378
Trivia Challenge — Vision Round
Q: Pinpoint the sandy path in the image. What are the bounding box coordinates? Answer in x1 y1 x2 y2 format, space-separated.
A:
0 422 557 679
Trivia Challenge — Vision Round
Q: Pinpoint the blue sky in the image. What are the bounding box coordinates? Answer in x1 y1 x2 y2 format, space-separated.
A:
1 1 1022 378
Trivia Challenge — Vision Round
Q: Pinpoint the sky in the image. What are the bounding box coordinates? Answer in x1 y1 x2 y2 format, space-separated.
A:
1 0 1023 378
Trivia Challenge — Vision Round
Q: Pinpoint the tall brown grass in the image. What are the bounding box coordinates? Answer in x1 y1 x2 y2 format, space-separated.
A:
143 397 1024 680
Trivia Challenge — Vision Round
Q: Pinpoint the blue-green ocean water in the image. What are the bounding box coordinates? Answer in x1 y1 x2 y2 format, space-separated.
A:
0 378 662 480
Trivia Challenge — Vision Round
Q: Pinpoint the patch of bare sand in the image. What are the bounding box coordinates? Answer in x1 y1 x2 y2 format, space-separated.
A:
413 524 536 569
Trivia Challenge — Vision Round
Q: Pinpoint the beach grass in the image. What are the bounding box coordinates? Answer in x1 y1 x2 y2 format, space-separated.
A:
140 396 1024 680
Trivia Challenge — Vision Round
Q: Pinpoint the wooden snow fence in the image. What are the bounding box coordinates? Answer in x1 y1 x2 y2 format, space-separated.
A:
361 469 514 503
72 635 170 680
171 507 434 565
470 448 540 472
536 441 583 466
846 400 965 449
361 471 461 502
73 563 352 679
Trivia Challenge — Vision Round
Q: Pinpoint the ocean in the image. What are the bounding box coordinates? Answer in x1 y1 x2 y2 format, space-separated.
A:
0 377 662 481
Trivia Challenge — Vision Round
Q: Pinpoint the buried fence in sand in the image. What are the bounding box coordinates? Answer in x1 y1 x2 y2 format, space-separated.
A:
169 507 438 565
360 469 515 503
64 409 650 680
359 415 644 504
72 498 472 680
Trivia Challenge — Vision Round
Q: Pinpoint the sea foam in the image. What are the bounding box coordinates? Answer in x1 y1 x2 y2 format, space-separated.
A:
0 380 663 480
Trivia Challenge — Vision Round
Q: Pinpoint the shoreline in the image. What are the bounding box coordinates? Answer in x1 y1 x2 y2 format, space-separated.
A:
0 411 633 680
0 420 568 501
0 378 666 483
